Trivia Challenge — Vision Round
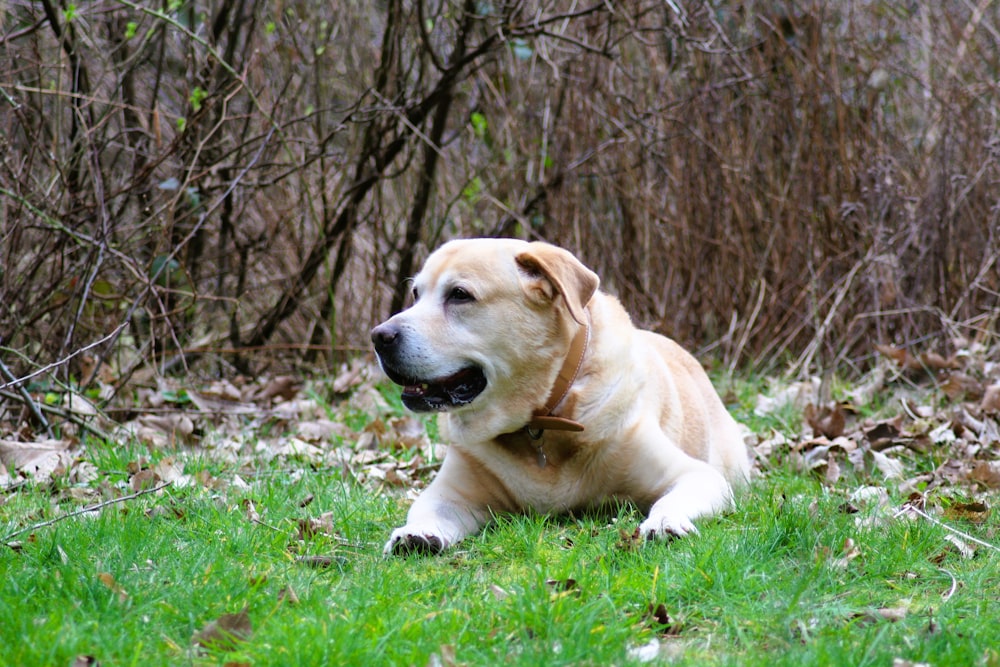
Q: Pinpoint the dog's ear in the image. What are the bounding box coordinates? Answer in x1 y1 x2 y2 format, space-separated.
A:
516 243 599 325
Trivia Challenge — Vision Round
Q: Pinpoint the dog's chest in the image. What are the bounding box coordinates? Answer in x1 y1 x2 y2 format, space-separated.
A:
487 432 610 513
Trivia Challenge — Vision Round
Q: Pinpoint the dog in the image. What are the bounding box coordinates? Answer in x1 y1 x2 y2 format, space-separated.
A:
371 238 750 554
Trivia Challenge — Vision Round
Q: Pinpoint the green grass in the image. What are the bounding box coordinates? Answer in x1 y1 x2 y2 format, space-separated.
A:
3 454 998 666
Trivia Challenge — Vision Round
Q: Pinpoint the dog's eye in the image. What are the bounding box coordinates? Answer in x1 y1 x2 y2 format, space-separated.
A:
447 286 474 304
410 287 419 302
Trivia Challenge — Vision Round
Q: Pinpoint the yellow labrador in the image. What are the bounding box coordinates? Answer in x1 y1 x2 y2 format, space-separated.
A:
371 239 749 554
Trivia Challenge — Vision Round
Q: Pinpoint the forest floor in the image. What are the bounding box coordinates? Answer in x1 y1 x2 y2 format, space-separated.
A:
1 349 999 666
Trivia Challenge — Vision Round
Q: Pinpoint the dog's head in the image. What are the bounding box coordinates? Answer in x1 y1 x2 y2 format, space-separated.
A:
371 239 599 437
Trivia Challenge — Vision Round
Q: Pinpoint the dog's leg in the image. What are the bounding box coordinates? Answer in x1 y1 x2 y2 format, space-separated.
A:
383 453 492 555
638 462 734 539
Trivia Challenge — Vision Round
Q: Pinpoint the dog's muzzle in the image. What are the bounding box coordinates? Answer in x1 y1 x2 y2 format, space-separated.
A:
371 322 487 411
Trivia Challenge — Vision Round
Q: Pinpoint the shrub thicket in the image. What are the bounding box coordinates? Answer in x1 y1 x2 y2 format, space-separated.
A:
1 1 997 397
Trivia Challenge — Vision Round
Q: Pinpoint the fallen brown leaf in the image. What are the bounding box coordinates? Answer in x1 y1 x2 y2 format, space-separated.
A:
943 500 990 524
278 585 300 605
831 537 862 569
0 439 73 482
98 572 128 602
295 555 337 569
138 414 194 440
853 605 907 625
864 416 904 451
297 512 336 540
432 644 458 667
256 375 300 402
193 608 252 650
981 384 1000 412
388 416 428 449
618 527 642 551
969 462 1000 490
545 578 578 591
940 372 984 402
331 359 371 394
489 584 510 601
644 602 682 635
129 468 159 492
805 403 847 439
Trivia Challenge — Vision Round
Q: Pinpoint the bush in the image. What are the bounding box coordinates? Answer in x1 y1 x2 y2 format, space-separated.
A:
1 1 997 394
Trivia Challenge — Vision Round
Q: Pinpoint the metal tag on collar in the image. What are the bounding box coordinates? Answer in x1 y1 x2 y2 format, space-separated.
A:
526 428 547 468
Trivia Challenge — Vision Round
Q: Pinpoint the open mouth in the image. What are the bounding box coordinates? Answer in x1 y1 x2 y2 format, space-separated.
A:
390 366 488 412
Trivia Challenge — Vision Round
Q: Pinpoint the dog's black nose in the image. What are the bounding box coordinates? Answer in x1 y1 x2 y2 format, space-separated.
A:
371 323 400 352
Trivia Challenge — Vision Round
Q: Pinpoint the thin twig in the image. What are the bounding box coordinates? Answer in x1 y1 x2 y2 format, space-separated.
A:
0 324 126 392
0 390 112 442
0 358 54 439
894 505 1000 554
2 482 171 544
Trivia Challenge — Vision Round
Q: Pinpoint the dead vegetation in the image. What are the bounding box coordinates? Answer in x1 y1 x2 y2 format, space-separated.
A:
1 2 998 427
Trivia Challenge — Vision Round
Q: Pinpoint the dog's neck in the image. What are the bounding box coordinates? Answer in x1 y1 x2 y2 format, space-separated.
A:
524 309 591 436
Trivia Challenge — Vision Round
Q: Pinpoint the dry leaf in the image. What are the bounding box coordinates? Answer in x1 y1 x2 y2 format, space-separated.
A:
644 603 682 635
943 500 990 523
152 457 188 486
981 384 1000 412
940 372 983 402
295 555 336 569
870 449 904 479
98 572 128 602
545 578 578 591
875 345 959 374
969 462 1000 490
805 403 847 438
130 468 158 492
79 354 116 386
331 359 371 394
929 423 956 445
0 439 73 482
943 534 976 559
242 499 261 524
193 608 253 650
427 645 458 667
617 527 642 551
831 538 862 569
853 605 907 625
278 585 300 605
865 416 904 451
297 419 353 442
388 416 428 449
139 414 194 439
187 390 256 416
489 584 510 601
754 377 820 417
65 392 99 417
297 512 336 540
875 343 909 367
545 578 580 601
256 375 300 402
201 380 243 402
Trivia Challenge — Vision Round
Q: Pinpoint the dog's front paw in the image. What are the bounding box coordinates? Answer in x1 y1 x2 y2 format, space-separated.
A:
638 510 699 541
383 528 447 556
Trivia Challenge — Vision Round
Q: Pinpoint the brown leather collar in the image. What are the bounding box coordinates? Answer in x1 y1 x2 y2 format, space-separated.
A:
524 309 591 435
